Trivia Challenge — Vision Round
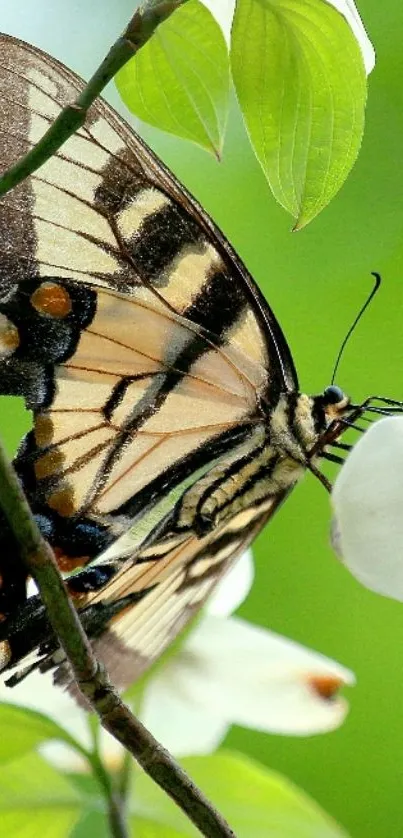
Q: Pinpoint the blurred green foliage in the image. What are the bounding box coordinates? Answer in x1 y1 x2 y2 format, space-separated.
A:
0 1 402 836
0 711 352 838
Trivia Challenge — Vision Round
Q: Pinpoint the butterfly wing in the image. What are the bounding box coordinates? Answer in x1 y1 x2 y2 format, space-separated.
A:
0 34 298 680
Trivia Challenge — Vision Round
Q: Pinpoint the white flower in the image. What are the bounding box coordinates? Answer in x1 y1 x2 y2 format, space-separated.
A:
202 0 375 73
0 550 354 766
332 416 403 601
141 551 354 755
142 617 354 754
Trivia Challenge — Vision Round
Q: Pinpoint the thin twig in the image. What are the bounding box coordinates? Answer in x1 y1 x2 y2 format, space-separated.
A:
0 438 235 837
88 749 129 838
116 750 133 819
0 0 189 198
107 791 130 838
85 720 129 838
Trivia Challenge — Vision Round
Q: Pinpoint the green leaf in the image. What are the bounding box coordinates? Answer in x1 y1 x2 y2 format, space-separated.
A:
0 751 82 837
132 750 351 837
116 0 230 156
0 703 83 764
231 0 367 227
70 811 110 838
73 811 187 838
129 817 188 837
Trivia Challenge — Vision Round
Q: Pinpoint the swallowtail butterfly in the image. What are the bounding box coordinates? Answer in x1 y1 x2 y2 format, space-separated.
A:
0 34 392 688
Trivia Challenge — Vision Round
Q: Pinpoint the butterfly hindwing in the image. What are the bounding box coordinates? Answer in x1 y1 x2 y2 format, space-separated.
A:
2 492 284 688
89 497 281 688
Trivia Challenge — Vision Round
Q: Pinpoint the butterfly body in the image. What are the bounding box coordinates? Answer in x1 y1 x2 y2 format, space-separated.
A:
0 34 353 686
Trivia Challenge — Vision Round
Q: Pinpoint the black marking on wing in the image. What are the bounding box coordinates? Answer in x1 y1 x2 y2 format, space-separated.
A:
93 148 148 215
67 564 117 594
115 264 248 436
0 594 53 670
184 265 245 333
0 471 111 566
0 509 29 616
0 278 96 408
32 509 111 559
128 202 203 280
103 373 155 422
179 508 270 592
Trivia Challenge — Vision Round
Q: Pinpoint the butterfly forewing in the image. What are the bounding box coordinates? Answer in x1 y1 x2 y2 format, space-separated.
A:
0 34 299 683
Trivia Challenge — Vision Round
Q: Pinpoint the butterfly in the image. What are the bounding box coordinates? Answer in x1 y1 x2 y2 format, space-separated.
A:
0 33 394 689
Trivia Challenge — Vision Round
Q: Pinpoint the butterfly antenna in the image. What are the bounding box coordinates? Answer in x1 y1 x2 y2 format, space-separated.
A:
331 272 382 385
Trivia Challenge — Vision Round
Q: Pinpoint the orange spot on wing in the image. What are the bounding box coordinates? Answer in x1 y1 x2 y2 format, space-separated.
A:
0 314 19 355
31 282 72 318
34 450 64 479
54 548 90 572
47 488 75 517
34 415 54 446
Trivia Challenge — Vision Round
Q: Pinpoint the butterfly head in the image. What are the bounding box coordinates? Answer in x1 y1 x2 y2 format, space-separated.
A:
319 384 351 421
308 384 352 451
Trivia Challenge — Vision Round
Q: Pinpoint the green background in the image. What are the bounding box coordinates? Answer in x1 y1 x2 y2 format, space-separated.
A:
1 1 403 836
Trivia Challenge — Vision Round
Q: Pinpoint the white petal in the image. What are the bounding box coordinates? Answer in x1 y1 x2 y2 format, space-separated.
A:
326 0 375 73
141 686 229 757
142 615 354 745
206 549 254 617
332 416 403 600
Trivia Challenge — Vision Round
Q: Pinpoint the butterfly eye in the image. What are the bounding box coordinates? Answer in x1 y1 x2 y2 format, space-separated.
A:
323 385 345 405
